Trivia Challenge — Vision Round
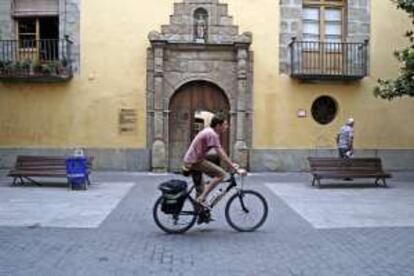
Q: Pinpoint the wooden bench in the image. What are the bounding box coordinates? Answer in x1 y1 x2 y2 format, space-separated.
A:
308 157 391 188
8 155 94 188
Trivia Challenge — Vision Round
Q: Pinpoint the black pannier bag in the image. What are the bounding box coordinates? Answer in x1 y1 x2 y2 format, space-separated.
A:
158 179 187 214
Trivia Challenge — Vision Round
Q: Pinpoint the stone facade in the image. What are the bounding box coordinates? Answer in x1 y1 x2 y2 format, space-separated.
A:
1 147 413 172
59 0 81 73
147 0 253 171
0 1 13 40
0 0 80 73
279 0 370 74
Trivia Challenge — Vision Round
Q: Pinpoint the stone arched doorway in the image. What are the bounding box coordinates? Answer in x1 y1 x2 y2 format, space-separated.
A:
147 0 253 172
169 81 230 171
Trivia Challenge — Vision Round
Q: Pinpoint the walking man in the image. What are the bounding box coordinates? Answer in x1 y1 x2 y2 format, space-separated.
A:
336 118 354 159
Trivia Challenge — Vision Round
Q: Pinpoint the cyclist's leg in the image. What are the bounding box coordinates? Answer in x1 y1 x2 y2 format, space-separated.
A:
192 160 226 203
191 170 204 198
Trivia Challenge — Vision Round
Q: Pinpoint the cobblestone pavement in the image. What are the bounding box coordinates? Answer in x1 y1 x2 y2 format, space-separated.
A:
0 172 413 276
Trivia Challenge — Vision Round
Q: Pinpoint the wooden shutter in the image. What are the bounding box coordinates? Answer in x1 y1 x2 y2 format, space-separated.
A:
13 0 59 17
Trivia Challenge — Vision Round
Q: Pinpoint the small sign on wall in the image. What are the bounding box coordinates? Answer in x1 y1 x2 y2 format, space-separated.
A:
297 109 307 118
119 108 137 134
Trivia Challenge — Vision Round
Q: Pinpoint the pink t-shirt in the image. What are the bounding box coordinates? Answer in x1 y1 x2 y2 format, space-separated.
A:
183 127 221 164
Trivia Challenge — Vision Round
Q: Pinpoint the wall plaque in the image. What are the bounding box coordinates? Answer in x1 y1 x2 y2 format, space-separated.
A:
119 108 137 134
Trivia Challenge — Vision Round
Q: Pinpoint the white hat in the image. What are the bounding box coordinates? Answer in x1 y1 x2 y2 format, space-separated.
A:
346 118 354 125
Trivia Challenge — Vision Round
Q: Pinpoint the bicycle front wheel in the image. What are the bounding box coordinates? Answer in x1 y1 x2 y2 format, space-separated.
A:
153 195 197 234
225 190 268 232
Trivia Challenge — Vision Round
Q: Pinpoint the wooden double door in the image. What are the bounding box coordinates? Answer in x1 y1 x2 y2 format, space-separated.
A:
169 81 230 171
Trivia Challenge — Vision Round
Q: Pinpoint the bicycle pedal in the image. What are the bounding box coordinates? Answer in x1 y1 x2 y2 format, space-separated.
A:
197 216 214 224
196 204 211 213
197 209 212 224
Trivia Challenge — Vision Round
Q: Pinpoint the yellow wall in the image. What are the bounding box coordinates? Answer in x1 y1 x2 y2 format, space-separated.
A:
240 0 414 149
0 0 413 150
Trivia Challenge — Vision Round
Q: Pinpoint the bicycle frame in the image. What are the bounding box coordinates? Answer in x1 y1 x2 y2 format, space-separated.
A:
184 172 244 210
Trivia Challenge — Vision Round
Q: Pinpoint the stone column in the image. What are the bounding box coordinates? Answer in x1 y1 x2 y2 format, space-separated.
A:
233 43 249 168
0 0 13 39
151 40 167 171
59 0 81 73
279 1 302 74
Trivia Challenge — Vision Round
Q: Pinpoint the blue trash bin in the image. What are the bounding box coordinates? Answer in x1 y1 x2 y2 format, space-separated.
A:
66 156 87 190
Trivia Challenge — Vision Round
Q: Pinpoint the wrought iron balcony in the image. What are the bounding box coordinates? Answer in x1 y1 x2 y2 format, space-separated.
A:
0 36 73 82
289 38 368 81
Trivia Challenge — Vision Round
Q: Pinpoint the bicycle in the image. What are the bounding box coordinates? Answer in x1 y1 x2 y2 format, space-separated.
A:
153 171 268 234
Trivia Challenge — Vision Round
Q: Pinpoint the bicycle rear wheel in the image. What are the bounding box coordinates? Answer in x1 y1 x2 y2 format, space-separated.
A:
225 190 268 232
153 195 197 234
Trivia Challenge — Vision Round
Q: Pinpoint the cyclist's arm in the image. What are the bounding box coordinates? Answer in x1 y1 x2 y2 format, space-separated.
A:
216 146 237 171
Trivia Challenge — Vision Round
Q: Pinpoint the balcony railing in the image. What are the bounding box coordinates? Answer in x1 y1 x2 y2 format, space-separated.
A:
289 38 368 80
0 36 73 82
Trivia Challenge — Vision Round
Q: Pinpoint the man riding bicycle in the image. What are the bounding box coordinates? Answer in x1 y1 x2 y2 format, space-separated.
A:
182 113 244 207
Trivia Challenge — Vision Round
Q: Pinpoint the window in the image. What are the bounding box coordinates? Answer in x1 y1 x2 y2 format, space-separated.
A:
13 0 60 61
16 17 59 60
18 18 37 48
283 0 369 77
300 0 345 74
17 17 59 45
303 0 345 42
0 0 76 80
311 96 337 125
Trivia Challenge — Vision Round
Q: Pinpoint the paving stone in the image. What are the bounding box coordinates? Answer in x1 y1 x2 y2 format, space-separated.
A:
0 172 412 275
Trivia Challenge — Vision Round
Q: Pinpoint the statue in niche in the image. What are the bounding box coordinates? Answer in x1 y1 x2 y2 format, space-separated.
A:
195 14 207 42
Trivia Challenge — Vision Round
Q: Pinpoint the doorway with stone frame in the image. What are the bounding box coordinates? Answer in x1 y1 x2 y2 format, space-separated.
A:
146 0 253 172
169 80 230 171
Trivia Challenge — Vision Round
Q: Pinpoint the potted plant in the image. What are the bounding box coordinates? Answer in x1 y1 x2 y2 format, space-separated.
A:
40 62 53 75
2 61 13 75
21 59 34 75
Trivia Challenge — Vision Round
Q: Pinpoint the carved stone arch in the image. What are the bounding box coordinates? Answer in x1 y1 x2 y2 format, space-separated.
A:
169 80 230 109
166 76 234 110
147 0 253 171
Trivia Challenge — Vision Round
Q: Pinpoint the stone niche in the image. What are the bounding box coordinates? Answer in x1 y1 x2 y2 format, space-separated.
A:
146 0 254 171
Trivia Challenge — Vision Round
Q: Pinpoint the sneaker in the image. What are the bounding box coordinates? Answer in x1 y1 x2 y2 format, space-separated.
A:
197 216 206 224
195 200 210 213
197 216 214 224
197 209 213 224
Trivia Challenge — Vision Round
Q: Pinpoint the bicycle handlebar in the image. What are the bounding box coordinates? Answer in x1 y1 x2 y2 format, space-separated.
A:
230 168 247 176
